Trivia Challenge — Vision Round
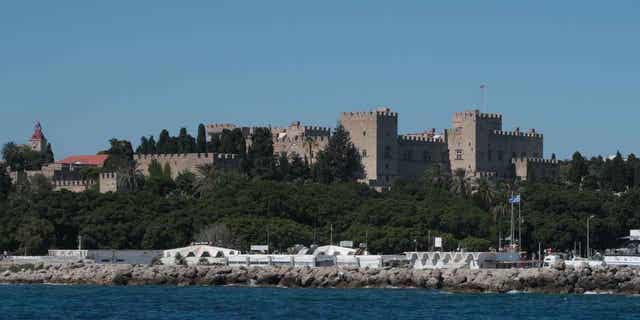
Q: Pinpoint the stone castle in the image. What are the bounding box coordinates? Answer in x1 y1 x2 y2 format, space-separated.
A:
8 108 558 193
204 108 558 187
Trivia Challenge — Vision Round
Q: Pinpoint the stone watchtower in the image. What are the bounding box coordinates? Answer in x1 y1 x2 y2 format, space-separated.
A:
340 108 398 186
29 121 47 152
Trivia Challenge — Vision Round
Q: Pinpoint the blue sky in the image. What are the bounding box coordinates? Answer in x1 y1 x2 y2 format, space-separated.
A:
1 1 639 159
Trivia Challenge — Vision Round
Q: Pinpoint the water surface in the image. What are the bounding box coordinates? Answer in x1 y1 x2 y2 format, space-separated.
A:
0 285 638 319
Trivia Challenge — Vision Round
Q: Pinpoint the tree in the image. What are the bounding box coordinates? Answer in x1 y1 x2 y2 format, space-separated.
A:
450 169 469 196
605 152 626 192
2 142 22 170
473 178 496 210
276 152 290 181
136 136 149 154
289 153 310 181
30 173 52 194
312 124 363 183
157 129 171 154
148 160 164 178
194 223 241 248
102 139 134 171
568 152 588 185
0 164 11 199
42 143 55 164
422 165 450 191
16 216 55 255
163 163 172 179
175 171 196 195
246 127 276 179
148 136 157 154
197 124 207 153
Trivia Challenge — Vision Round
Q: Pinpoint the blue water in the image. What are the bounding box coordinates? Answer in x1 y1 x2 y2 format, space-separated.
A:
0 285 639 319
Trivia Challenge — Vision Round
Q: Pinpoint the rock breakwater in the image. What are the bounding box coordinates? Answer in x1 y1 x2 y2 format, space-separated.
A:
2 263 640 294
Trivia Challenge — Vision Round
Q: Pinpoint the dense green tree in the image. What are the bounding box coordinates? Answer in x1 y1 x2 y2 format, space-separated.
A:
197 124 207 153
2 142 45 171
568 152 588 185
289 153 310 181
0 164 11 199
157 129 171 154
102 139 134 171
605 152 627 192
30 173 52 194
246 127 276 179
313 124 363 183
148 160 164 178
175 171 196 195
136 137 149 154
42 143 55 164
147 136 157 154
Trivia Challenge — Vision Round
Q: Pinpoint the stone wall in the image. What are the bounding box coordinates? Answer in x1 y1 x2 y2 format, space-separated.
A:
397 136 450 180
513 158 560 182
134 153 240 179
99 172 118 193
52 179 96 193
271 121 330 162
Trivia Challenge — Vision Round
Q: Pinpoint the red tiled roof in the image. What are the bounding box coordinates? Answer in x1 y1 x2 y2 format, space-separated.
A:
57 155 109 167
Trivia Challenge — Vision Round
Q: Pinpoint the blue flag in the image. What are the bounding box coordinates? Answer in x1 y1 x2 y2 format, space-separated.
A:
509 195 521 204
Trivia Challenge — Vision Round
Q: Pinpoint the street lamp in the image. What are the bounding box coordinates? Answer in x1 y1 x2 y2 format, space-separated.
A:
587 215 596 259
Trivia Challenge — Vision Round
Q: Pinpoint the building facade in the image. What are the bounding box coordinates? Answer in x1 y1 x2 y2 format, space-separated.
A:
341 108 557 186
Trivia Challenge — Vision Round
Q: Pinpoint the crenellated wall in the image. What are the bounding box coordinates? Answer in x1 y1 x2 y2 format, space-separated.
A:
512 157 559 182
397 135 450 180
134 152 240 179
52 179 96 193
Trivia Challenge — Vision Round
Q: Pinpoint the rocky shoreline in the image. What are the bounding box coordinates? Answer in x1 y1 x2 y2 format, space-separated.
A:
2 263 640 294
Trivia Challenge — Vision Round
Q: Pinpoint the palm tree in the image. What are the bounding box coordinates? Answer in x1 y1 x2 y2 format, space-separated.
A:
116 161 144 192
474 178 497 209
450 168 470 196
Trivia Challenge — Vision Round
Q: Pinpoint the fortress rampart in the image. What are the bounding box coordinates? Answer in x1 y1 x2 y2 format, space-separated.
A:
134 152 240 179
52 179 96 192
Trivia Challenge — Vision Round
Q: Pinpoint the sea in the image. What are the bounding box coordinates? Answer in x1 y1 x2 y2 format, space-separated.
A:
0 285 639 319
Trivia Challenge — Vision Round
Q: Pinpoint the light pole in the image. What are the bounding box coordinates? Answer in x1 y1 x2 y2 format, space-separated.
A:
587 215 595 259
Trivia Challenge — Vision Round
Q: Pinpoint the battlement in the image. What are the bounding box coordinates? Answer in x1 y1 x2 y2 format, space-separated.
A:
341 107 398 119
205 123 236 131
134 153 238 161
491 130 543 139
454 109 502 121
477 171 498 178
512 157 558 165
273 135 328 143
398 135 445 144
52 179 96 187
302 126 331 136
100 172 117 179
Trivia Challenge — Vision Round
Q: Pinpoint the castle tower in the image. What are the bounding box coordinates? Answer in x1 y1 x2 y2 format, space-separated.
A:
29 121 47 152
340 107 398 186
446 109 543 179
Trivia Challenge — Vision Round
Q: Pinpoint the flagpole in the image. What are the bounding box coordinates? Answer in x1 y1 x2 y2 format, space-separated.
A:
518 200 522 250
510 192 514 250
